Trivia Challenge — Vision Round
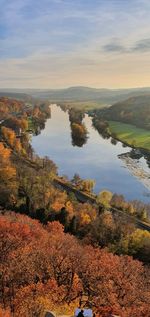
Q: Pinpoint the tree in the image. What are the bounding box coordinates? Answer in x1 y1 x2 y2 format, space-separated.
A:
120 229 150 263
81 179 96 193
89 211 115 247
71 123 88 147
1 127 15 147
0 142 17 206
71 173 82 186
68 108 84 124
0 213 149 316
78 247 149 315
96 190 113 208
17 160 58 216
0 306 11 317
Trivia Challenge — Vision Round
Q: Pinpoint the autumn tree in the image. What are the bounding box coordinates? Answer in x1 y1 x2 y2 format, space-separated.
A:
68 108 84 124
81 179 96 193
1 127 16 147
71 123 88 147
0 213 149 316
89 211 115 247
119 229 150 263
0 142 17 206
96 190 113 208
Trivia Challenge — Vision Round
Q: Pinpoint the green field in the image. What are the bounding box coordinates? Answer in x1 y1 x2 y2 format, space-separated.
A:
108 121 150 151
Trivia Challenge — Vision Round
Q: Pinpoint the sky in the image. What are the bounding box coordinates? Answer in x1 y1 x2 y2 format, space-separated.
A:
0 0 150 89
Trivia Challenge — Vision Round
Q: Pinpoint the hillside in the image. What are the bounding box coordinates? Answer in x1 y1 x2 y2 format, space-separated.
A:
0 91 33 102
0 212 149 317
109 121 150 151
0 96 150 316
0 97 25 120
2 86 150 104
98 95 150 130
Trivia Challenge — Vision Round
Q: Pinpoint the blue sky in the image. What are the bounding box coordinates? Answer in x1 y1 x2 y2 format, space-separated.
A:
0 0 150 88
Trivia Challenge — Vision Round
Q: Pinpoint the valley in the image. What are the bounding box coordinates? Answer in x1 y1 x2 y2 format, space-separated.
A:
32 104 150 203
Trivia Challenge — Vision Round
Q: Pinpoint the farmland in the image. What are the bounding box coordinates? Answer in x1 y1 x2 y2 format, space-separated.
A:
109 121 150 151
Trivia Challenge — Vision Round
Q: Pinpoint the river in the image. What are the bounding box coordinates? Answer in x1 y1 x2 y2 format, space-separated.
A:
31 104 150 203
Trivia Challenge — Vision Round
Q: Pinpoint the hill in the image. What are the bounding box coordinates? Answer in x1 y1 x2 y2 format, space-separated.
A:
98 95 150 130
2 86 150 104
0 91 33 102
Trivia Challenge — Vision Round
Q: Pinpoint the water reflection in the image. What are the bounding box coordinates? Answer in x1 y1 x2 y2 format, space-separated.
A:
31 105 150 203
68 108 88 147
71 123 88 147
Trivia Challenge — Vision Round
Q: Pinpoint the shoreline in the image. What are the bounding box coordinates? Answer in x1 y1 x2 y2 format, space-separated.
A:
108 120 150 154
118 152 150 195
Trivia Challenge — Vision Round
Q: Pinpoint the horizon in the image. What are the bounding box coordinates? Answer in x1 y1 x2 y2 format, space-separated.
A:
1 0 150 88
1 85 150 91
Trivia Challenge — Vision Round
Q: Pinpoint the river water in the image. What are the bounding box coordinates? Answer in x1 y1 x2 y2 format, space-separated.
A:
31 105 150 203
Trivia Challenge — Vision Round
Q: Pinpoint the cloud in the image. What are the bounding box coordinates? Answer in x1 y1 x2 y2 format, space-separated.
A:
0 47 150 89
1 0 150 87
103 43 126 53
132 38 150 52
102 38 150 54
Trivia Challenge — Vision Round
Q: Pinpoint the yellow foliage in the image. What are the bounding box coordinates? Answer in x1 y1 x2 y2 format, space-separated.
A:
130 229 150 248
51 191 67 212
51 201 65 212
1 126 15 147
14 138 22 153
80 212 91 225
65 200 74 216
102 211 114 229
20 118 28 130
97 190 113 208
120 229 150 255
1 165 16 178
0 143 16 180
0 142 17 203
0 142 11 161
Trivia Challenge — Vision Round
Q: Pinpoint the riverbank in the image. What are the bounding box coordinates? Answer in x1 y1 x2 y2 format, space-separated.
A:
118 152 150 194
31 105 150 202
108 121 150 152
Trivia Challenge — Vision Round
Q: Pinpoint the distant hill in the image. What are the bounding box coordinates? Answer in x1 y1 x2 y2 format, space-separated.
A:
27 86 150 104
0 91 33 102
2 86 150 104
98 95 150 130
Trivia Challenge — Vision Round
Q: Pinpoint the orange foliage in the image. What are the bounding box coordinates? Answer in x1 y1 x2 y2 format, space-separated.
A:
0 142 16 193
20 118 28 131
0 142 11 161
0 97 24 119
0 213 149 317
14 138 22 153
65 200 74 215
1 126 15 147
51 191 68 212
0 307 11 317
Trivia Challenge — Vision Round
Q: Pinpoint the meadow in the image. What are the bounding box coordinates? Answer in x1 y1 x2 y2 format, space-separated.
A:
109 121 150 151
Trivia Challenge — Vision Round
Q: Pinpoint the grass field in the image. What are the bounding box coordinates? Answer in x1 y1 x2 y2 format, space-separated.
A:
108 121 150 151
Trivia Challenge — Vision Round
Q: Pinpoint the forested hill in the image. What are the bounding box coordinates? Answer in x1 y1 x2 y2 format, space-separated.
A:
2 86 150 103
0 91 33 102
98 95 150 130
